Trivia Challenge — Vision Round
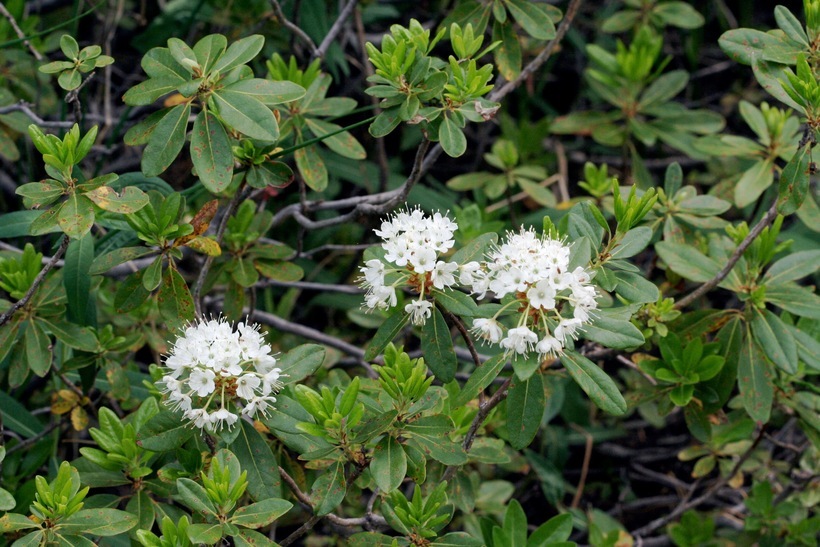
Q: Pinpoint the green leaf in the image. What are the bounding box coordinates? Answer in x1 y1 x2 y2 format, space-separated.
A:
157 267 195 331
503 499 527 546
786 323 820 371
255 260 304 282
234 529 278 547
561 350 627 415
719 28 784 65
765 250 820 285
40 319 98 352
189 110 233 194
434 289 478 317
582 314 644 349
64 233 93 323
506 373 545 450
453 354 506 408
612 270 660 304
233 419 282 502
656 241 720 283
610 227 653 259
294 144 328 192
0 211 42 238
432 532 485 546
89 246 154 275
451 232 497 265
0 390 43 438
404 415 467 465
122 77 181 106
193 34 227 73
371 436 407 492
505 0 555 39
212 90 279 141
765 283 820 319
137 410 195 451
0 513 39 532
653 2 705 29
369 108 402 138
211 35 265 74
421 306 457 383
126 490 154 539
278 344 326 385
735 159 773 208
142 103 191 177
439 115 467 157
231 498 292 528
26 319 52 377
737 328 773 423
223 78 305 105
60 509 138 536
115 270 151 312
365 309 409 361
750 308 797 375
528 513 573 546
493 20 521 81
187 523 223 544
305 118 366 160
58 193 95 239
311 461 346 516
176 478 218 516
639 70 687 109
778 143 811 215
85 185 149 214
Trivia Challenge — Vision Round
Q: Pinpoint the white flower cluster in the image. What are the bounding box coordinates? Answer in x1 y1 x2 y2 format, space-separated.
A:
360 208 459 325
157 318 284 432
463 228 598 358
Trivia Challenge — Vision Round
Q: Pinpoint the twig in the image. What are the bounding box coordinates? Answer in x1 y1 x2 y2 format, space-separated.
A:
193 186 249 317
0 102 74 128
674 200 779 309
570 425 594 508
485 174 560 214
631 428 766 537
438 305 481 369
279 465 368 546
555 139 570 203
271 138 430 230
0 3 43 60
65 71 96 126
258 279 364 294
270 0 320 57
442 376 512 482
354 6 390 192
489 0 583 102
0 241 66 267
4 419 62 456
0 236 69 327
313 0 358 61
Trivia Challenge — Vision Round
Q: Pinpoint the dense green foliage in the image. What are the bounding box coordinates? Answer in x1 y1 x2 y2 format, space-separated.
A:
0 0 817 545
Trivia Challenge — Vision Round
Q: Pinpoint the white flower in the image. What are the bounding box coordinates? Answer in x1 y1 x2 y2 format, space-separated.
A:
527 279 556 310
554 318 583 343
188 369 216 397
459 261 481 285
536 335 563 357
364 285 397 310
409 247 437 273
431 261 458 290
209 408 238 431
243 396 277 417
500 326 538 355
472 318 504 344
360 259 386 287
236 374 261 400
405 300 433 325
261 368 284 395
186 408 210 429
157 318 284 430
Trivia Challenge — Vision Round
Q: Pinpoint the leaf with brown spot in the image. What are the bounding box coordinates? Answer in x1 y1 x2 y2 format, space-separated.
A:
84 185 149 214
177 199 219 246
